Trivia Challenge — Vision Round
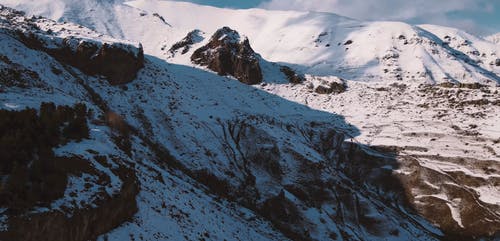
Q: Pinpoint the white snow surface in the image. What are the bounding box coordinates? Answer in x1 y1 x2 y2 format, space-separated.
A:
0 0 499 240
487 33 500 44
3 0 500 85
121 1 500 85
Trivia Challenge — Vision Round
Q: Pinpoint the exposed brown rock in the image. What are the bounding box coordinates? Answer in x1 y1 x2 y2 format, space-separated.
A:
168 29 204 56
314 82 346 94
0 163 139 241
191 26 263 85
381 149 500 240
15 30 143 85
344 40 353 45
280 66 305 84
27 35 144 85
259 191 311 241
0 6 144 85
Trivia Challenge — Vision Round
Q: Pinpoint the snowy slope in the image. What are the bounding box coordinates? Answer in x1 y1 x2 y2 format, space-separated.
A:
4 0 500 85
488 33 500 44
0 7 290 241
123 0 500 85
0 0 127 37
0 1 499 240
0 5 442 241
0 7 448 240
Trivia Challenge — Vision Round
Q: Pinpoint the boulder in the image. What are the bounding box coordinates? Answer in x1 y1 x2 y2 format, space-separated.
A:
191 27 263 85
306 76 347 94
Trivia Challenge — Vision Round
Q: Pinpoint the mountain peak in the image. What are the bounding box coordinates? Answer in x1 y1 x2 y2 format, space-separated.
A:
212 26 244 44
191 26 263 84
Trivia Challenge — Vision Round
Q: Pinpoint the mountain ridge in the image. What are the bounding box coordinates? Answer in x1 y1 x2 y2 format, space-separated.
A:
3 0 499 86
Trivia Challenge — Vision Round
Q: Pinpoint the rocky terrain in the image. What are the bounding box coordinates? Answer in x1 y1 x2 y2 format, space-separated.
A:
0 6 144 85
191 27 263 85
0 1 499 241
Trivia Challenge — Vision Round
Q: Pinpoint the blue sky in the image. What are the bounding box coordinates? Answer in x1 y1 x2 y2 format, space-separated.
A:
168 0 500 35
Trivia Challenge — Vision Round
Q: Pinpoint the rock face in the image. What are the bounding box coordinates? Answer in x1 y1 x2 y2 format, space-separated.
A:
19 34 144 85
0 6 144 85
191 27 263 85
168 29 204 56
280 66 305 84
395 154 500 239
81 42 144 85
496 58 500 66
0 164 139 241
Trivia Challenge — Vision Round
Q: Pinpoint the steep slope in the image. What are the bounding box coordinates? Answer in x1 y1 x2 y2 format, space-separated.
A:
0 5 451 241
5 0 499 85
0 1 499 241
0 6 288 241
0 6 141 241
90 0 500 85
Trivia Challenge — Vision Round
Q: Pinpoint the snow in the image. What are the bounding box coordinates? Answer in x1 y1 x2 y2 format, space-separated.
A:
117 1 499 86
476 186 500 206
0 0 499 239
0 208 6 231
0 0 66 20
99 144 289 241
487 33 500 44
3 102 19 109
5 0 498 85
0 6 142 59
446 201 465 228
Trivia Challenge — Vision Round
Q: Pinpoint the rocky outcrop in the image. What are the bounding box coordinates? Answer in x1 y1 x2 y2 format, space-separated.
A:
191 27 263 85
168 29 204 56
0 163 139 241
202 119 444 241
0 6 144 85
306 76 347 94
259 191 309 241
280 66 305 84
18 33 144 85
395 154 500 239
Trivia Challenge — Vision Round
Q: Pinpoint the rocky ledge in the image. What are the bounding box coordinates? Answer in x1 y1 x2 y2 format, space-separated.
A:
0 6 144 85
0 162 139 241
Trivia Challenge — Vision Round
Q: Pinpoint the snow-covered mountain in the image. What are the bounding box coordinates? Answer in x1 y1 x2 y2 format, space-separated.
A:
488 33 500 44
0 1 499 241
5 0 500 85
